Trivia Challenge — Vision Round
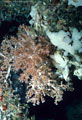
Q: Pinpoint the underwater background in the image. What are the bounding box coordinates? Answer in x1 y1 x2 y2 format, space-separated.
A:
0 0 82 120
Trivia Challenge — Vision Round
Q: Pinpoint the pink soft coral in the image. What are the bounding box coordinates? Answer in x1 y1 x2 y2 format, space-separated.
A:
1 26 72 106
10 26 68 105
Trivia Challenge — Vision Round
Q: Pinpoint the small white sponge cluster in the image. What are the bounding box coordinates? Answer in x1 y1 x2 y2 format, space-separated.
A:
46 28 82 80
68 0 82 7
46 28 82 60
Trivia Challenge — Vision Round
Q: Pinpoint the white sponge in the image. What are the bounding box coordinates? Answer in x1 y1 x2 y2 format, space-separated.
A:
68 0 82 7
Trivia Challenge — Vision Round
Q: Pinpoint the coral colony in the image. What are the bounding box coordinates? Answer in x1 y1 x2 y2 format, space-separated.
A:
0 0 82 119
1 25 71 106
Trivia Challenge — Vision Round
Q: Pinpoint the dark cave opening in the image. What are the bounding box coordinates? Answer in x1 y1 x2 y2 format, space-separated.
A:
0 20 19 42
